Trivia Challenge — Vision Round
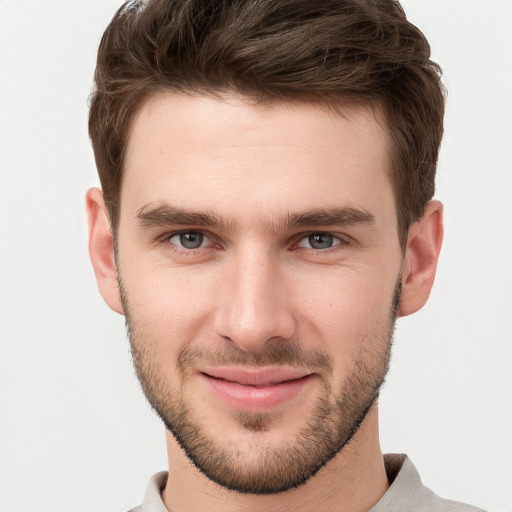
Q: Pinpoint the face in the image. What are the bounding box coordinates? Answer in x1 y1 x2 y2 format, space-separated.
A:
116 93 404 493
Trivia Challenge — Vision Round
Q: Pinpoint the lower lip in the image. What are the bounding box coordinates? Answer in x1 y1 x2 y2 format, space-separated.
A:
200 374 312 411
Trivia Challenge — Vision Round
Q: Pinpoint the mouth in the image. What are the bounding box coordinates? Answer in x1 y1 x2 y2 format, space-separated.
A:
198 367 314 411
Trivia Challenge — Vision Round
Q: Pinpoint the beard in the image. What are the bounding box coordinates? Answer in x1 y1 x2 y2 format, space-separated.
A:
121 278 400 495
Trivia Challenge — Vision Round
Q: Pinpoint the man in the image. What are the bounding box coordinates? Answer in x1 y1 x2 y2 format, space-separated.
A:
85 0 484 510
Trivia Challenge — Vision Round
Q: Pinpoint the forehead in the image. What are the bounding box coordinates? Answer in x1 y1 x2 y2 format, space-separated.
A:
122 92 394 225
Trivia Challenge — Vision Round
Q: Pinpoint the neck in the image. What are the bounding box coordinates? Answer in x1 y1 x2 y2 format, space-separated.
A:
162 404 389 512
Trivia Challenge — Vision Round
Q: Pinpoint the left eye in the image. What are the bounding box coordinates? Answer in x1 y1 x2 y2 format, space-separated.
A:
168 232 209 249
296 233 342 250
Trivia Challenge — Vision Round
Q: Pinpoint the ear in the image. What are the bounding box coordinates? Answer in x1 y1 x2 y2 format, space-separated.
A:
86 187 124 315
398 200 444 317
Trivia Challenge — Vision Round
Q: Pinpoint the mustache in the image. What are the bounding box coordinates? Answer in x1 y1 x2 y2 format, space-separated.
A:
177 341 333 374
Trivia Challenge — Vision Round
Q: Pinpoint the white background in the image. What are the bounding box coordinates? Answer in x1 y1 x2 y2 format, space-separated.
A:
0 1 511 511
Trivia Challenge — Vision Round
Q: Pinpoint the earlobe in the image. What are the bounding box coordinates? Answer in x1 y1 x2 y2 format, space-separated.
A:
86 187 124 315
398 200 444 317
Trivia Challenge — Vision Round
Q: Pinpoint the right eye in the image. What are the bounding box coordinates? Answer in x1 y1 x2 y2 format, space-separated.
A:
168 231 209 249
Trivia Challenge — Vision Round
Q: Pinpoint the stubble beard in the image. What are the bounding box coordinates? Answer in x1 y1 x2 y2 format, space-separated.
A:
121 278 400 495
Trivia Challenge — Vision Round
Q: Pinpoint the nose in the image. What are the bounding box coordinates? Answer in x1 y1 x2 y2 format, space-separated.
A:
212 247 296 353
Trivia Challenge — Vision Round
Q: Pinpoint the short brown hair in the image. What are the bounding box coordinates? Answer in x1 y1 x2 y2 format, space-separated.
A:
89 0 445 248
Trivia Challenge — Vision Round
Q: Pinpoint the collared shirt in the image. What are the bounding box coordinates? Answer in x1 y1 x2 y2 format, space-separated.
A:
128 453 486 512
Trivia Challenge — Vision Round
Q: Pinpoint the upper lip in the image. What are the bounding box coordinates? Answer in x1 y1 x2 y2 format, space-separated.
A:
200 367 311 386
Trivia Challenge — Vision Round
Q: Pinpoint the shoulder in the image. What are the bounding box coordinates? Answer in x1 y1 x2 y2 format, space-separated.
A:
412 486 487 512
370 454 487 512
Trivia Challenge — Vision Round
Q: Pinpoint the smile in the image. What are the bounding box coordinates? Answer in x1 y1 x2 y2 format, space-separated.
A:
198 367 313 411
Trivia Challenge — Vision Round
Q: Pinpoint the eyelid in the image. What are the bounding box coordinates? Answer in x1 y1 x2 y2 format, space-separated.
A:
171 232 207 249
161 229 218 249
294 231 351 249
157 229 352 252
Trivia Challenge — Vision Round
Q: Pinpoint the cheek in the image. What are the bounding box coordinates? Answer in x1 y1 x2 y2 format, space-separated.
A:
120 261 220 354
290 266 396 371
292 264 395 327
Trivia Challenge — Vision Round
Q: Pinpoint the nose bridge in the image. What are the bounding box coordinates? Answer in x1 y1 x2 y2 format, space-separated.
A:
213 243 295 352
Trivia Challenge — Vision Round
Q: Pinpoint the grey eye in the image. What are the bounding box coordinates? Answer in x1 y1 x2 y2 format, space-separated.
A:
297 233 341 250
308 233 334 249
170 232 206 249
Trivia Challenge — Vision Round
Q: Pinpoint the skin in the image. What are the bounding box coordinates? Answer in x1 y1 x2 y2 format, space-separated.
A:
87 93 443 512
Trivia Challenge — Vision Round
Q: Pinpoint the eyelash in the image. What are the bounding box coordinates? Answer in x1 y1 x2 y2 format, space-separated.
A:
160 230 351 254
161 231 219 254
294 233 348 251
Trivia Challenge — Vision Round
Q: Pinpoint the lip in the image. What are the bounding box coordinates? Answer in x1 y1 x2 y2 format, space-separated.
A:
198 366 313 411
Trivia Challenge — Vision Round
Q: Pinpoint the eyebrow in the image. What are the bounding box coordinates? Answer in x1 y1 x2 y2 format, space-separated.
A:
135 204 375 231
136 204 233 229
284 207 375 229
